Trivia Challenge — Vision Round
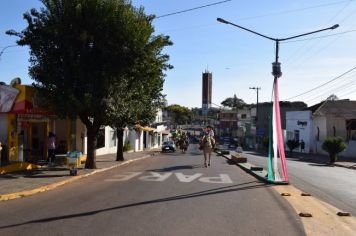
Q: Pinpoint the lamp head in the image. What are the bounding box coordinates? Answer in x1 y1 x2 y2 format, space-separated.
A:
331 24 339 30
217 18 229 24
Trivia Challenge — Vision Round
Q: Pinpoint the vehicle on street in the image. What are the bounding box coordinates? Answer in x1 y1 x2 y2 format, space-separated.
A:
162 141 176 152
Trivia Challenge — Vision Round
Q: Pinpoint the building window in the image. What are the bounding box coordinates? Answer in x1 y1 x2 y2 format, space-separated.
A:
241 114 247 119
317 127 320 141
333 126 336 136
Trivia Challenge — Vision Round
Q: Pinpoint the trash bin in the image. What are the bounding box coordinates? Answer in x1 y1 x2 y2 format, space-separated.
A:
66 151 81 176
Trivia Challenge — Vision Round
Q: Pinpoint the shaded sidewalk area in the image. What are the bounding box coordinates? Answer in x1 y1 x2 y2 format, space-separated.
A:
0 149 160 198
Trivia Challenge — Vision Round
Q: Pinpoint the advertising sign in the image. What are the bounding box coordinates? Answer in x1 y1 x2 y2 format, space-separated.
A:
0 85 19 112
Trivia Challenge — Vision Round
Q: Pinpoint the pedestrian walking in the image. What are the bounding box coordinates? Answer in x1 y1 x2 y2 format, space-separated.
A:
300 139 305 153
47 132 56 165
200 130 215 167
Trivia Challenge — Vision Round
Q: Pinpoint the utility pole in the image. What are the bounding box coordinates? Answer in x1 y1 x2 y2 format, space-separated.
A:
217 17 338 183
249 87 261 145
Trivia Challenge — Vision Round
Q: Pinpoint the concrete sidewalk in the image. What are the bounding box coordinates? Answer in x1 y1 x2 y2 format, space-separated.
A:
0 149 160 200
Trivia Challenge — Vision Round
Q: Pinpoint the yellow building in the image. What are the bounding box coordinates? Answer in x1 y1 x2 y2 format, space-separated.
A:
0 84 85 166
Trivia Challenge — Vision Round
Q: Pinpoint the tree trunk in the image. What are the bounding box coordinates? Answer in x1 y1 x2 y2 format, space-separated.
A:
116 128 124 161
329 154 337 163
85 126 97 169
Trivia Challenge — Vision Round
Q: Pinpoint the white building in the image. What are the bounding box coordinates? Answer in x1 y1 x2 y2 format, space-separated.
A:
286 111 313 153
93 109 168 155
286 100 356 158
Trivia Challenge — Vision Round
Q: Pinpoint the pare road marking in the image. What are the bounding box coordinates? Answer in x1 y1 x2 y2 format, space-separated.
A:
105 172 233 184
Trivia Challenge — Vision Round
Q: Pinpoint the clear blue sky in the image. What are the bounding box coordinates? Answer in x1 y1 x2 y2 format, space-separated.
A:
1 0 356 108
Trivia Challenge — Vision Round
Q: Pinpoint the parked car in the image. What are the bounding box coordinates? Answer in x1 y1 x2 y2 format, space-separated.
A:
162 141 176 152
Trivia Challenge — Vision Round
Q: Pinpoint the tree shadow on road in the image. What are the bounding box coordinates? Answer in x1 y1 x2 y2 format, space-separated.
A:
0 181 269 229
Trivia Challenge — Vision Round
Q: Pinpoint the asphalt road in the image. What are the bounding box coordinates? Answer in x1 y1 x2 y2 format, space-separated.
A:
0 145 305 236
244 151 356 216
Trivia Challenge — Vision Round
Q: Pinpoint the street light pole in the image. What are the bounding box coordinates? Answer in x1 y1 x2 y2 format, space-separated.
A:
217 17 338 78
249 87 260 144
217 17 338 182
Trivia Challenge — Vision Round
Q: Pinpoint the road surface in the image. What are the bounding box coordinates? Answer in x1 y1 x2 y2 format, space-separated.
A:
244 151 356 216
0 146 305 235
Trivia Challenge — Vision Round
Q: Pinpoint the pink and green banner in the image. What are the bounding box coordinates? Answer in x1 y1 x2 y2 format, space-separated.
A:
267 79 289 183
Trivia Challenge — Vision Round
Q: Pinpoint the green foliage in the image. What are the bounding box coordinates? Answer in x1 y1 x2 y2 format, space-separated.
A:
221 94 246 109
287 140 300 153
7 0 172 168
123 142 132 152
166 104 192 125
322 137 347 163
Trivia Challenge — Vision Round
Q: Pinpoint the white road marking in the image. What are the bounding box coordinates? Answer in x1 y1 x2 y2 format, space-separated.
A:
175 173 203 182
139 172 173 182
105 172 143 181
105 172 233 184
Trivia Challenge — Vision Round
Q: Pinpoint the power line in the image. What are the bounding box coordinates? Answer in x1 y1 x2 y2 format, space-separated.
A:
156 0 233 19
284 5 356 69
157 1 352 34
305 77 356 103
339 87 356 98
285 65 356 100
282 29 356 43
235 0 353 21
283 0 353 66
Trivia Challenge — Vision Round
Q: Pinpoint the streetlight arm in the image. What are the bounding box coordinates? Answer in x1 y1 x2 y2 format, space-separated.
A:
0 45 19 61
217 18 276 41
279 24 339 41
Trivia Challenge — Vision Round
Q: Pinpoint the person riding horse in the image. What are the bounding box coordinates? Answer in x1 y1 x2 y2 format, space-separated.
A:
177 134 189 153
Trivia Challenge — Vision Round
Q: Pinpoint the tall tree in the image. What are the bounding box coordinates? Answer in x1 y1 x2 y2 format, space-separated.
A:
221 94 246 109
106 80 169 161
166 104 192 125
7 0 171 168
105 19 172 161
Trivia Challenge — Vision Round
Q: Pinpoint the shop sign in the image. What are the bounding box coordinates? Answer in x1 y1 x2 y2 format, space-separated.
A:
0 85 19 112
17 114 53 122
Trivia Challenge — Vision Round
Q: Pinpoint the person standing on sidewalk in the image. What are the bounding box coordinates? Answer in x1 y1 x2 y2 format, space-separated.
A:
47 132 56 165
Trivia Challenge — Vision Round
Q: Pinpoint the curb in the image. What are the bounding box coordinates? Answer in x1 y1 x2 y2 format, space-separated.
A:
217 151 288 185
333 163 356 170
0 154 151 202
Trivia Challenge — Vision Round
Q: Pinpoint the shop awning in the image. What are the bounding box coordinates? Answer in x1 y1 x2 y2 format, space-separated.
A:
134 124 155 132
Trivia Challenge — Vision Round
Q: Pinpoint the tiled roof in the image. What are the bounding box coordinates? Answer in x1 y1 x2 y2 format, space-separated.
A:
311 100 356 119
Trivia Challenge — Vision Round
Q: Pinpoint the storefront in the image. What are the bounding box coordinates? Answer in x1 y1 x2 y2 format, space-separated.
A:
0 84 85 166
0 84 55 164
